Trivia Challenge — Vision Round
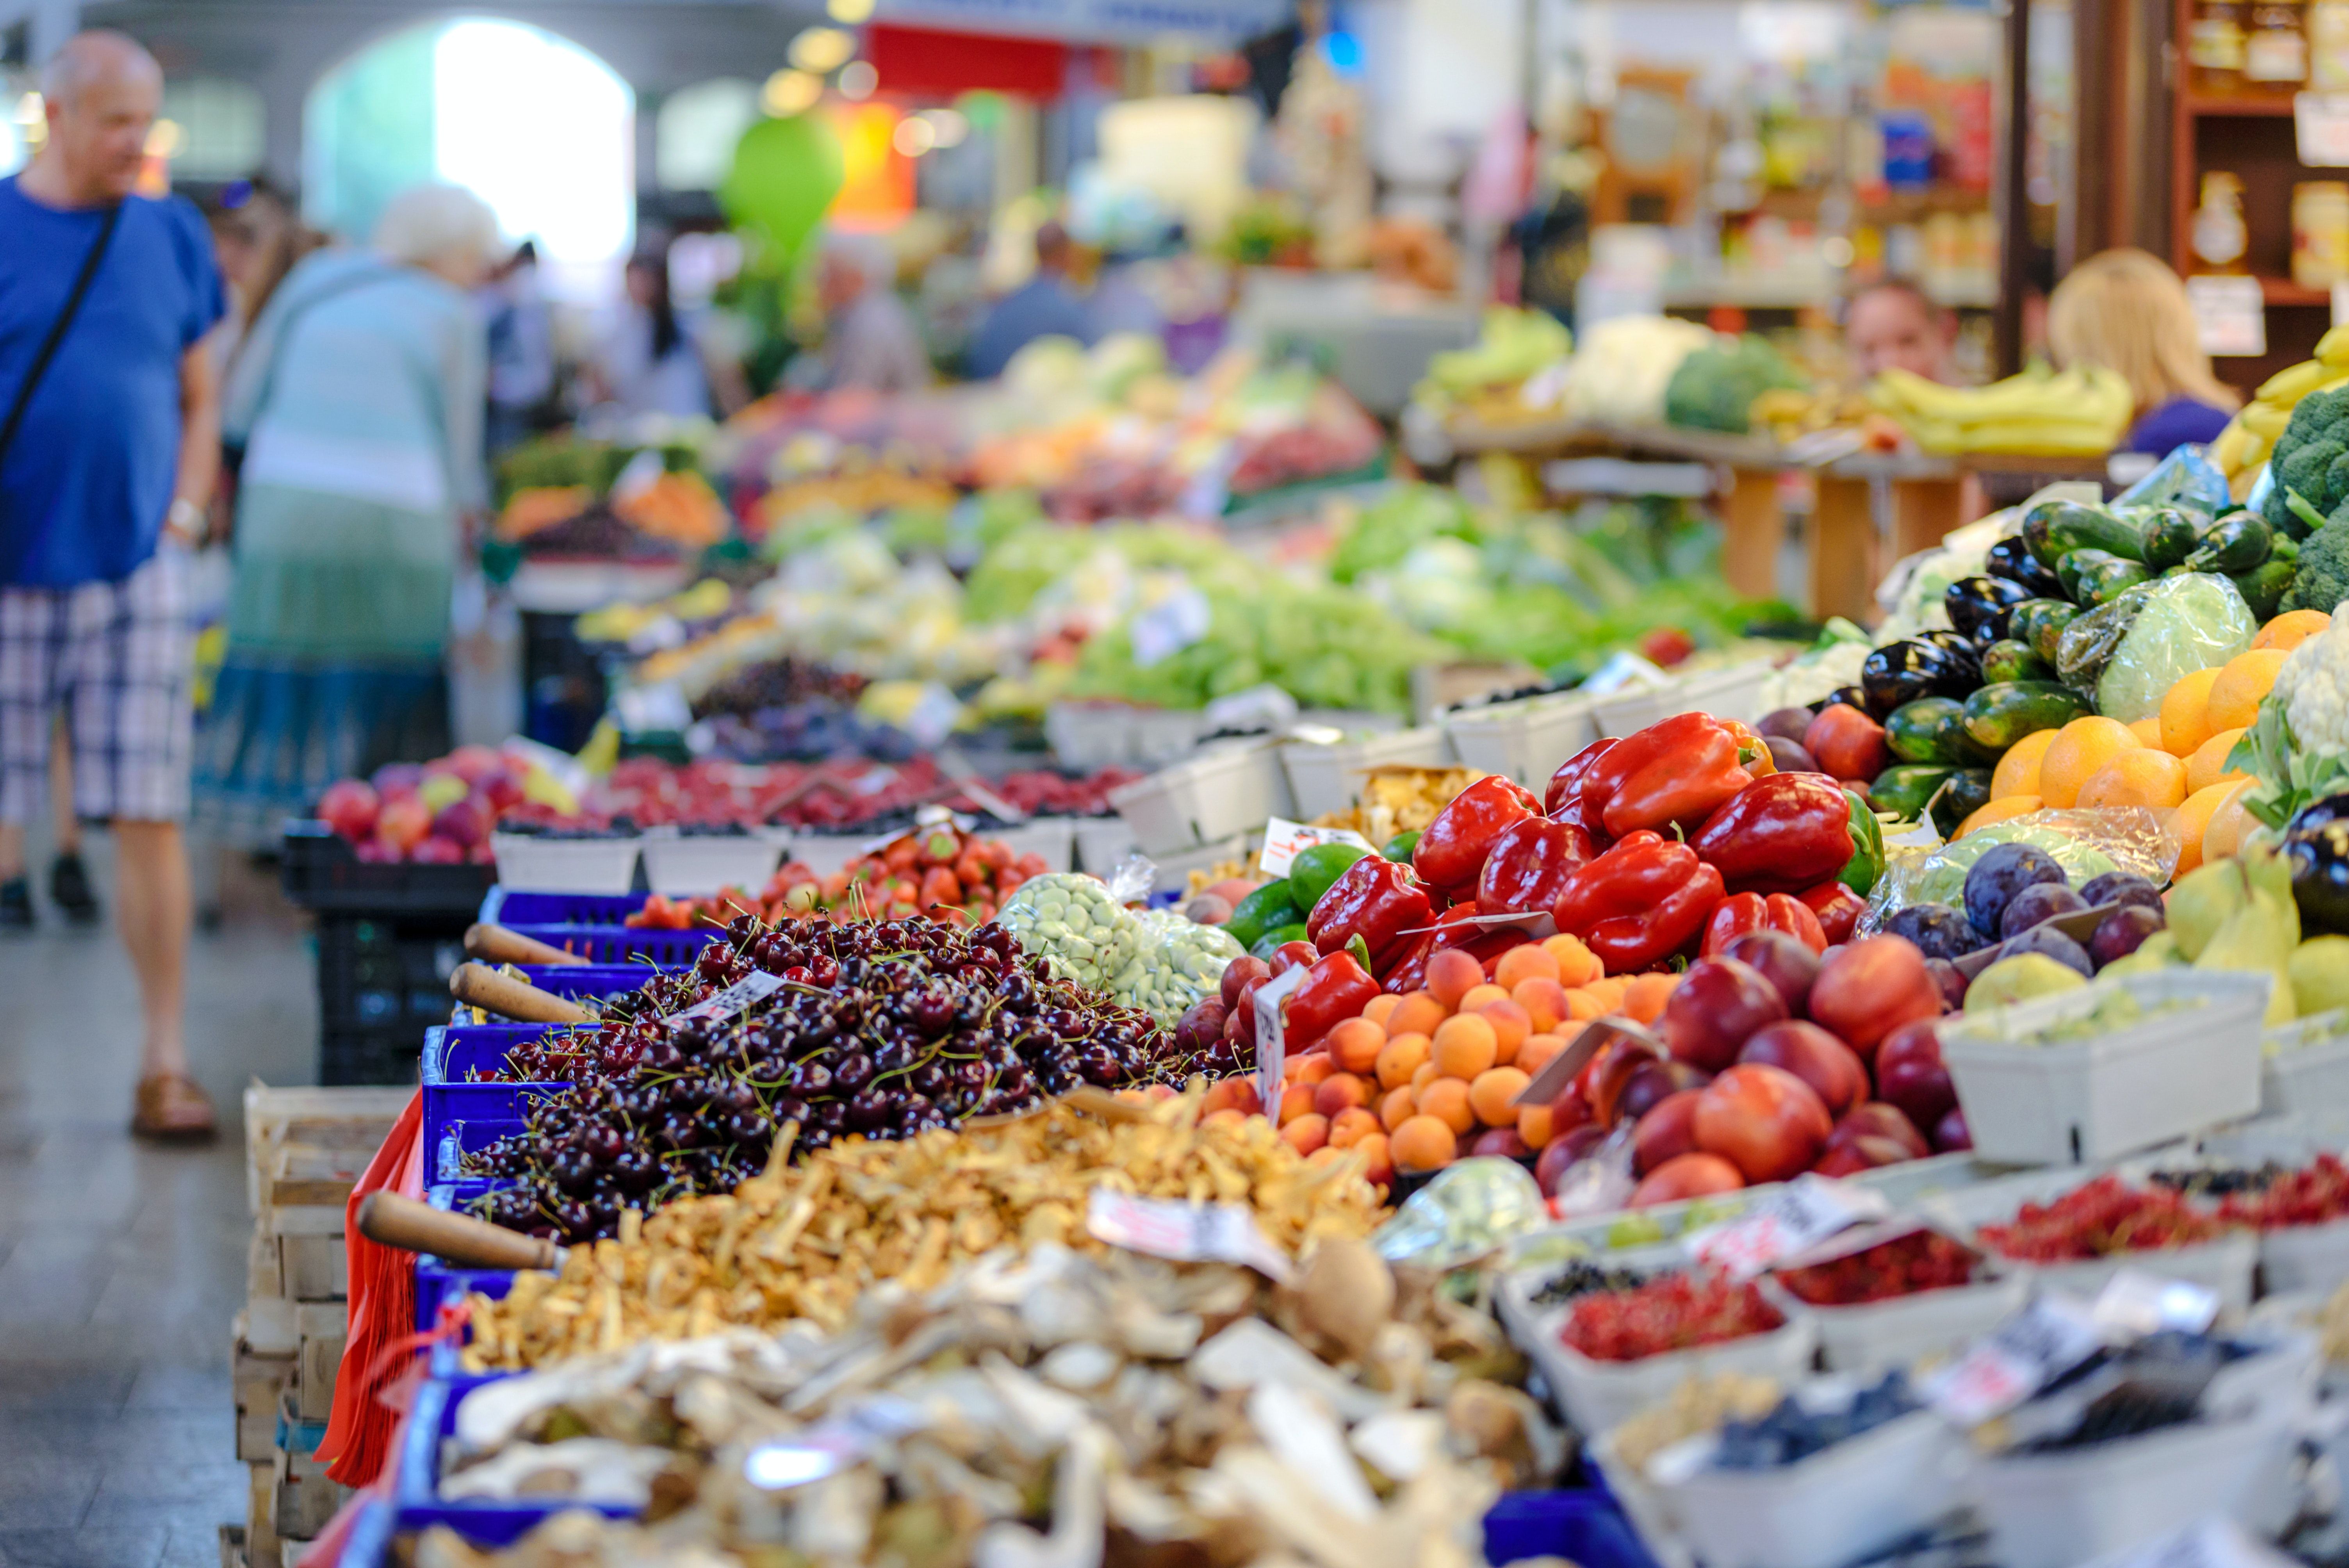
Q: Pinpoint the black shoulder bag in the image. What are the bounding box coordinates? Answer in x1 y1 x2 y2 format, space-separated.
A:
0 201 123 464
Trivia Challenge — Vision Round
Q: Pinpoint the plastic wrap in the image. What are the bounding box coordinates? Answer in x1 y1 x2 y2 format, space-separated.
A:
1118 908 1243 1027
997 873 1143 991
2114 445 2233 516
2056 574 2257 723
1373 1158 1551 1270
1865 807 2182 924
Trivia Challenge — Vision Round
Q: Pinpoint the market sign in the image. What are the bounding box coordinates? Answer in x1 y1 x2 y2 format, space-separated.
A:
872 0 1292 45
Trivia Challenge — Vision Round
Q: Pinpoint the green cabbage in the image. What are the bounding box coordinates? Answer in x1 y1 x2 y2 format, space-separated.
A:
2064 573 2256 723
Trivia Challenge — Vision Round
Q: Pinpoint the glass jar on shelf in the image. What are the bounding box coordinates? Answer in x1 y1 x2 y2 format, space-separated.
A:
2190 0 2251 91
2246 0 2309 89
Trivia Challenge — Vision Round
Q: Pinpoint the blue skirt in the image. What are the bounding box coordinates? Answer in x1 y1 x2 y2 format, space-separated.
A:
192 661 448 848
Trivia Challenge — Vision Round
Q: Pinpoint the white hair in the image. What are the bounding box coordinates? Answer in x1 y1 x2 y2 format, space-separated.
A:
372 183 503 270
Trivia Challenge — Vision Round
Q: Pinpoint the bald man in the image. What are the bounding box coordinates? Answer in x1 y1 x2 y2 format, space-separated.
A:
1 30 226 1137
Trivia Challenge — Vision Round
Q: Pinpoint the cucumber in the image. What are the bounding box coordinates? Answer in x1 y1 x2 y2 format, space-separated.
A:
2023 500 2145 567
2007 600 2072 659
2025 601 2083 663
1962 681 2093 750
1928 769 1994 839
1869 763 1958 821
2130 506 2204 571
2232 558 2297 620
1979 638 2052 685
1885 696 2000 766
2067 552 2153 606
2185 511 2273 574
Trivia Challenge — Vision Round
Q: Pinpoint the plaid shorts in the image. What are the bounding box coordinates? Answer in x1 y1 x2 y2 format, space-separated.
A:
0 547 194 823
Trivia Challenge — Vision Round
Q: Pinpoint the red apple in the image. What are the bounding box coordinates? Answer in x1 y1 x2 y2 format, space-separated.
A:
1617 1059 1711 1125
374 795 432 854
479 766 526 811
1718 931 1821 1017
1808 937 1942 1060
317 778 379 843
1875 1020 1959 1134
431 793 494 851
1632 1088 1704 1176
1662 958 1789 1073
444 744 504 783
1829 1102 1930 1160
411 834 465 864
1630 1153 1745 1207
1933 1106 1972 1152
1693 1063 1832 1184
1738 1021 1867 1117
1470 1126 1531 1159
353 838 397 864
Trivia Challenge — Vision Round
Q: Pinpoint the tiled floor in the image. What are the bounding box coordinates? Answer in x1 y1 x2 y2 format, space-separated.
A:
0 839 318 1567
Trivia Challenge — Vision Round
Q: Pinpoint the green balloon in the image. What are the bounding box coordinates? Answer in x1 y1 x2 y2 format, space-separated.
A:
720 113 844 265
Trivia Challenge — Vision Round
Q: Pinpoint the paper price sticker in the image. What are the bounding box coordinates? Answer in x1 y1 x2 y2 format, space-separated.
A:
665 969 788 1026
1256 817 1376 879
1923 1292 2104 1426
1683 1174 1889 1280
1253 964 1309 1109
1086 1189 1294 1282
2300 91 2349 165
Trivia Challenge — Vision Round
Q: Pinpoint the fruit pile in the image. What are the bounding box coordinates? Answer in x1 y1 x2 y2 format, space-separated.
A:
2215 1153 2349 1229
464 916 1172 1244
1884 844 2168 998
1975 1175 2226 1263
625 826 1050 929
1772 1229 1984 1306
1711 1371 1918 1468
1529 1259 1651 1305
312 745 577 864
1559 1272 1785 1362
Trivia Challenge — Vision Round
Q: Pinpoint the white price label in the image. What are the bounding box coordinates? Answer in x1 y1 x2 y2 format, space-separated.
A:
665 969 788 1026
1683 1174 1889 1280
1253 964 1309 1110
1086 1189 1294 1281
1256 817 1376 879
1923 1291 2105 1426
2187 274 2268 358
743 1393 927 1490
1130 586 1212 668
2299 91 2349 165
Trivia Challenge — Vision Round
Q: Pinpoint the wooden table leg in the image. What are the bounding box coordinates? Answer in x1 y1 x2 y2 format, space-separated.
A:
1720 466 1780 601
1889 476 1965 561
1811 473 1876 624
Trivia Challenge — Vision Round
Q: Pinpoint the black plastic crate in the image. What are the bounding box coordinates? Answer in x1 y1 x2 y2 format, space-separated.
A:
314 915 468 1069
321 1020 427 1087
282 822 496 916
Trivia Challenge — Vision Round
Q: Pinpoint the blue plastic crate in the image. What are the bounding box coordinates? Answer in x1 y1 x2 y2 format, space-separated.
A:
500 922 719 965
415 1181 521 1330
479 887 645 926
393 1374 639 1547
513 962 659 998
1482 1491 1658 1568
422 1026 575 1158
333 1499 395 1568
431 1114 528 1183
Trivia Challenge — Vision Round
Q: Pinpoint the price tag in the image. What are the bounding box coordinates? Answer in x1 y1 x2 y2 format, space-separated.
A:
1130 585 1212 668
2092 1269 2220 1337
1253 964 1309 1110
665 969 788 1026
1682 1174 1890 1280
2187 275 2267 358
1086 1189 1294 1281
1923 1291 2105 1426
2299 91 2349 165
1401 908 1560 941
1255 817 1376 878
1511 1015 1662 1108
2334 278 2349 328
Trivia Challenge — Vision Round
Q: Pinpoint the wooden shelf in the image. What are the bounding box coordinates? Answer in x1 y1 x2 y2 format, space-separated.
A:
2186 92 2299 117
2260 277 2334 305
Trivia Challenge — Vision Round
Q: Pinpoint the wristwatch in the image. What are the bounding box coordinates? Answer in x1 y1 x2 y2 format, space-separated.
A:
165 497 203 543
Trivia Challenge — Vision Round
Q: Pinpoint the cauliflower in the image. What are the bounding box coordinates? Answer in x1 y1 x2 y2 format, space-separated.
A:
2279 611 2349 748
2237 609 2349 829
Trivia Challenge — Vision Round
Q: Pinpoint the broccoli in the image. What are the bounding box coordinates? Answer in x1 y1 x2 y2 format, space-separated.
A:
2283 510 2349 615
1663 336 1806 433
2267 385 2349 535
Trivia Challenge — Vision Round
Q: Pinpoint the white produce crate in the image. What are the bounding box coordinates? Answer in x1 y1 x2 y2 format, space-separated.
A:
1442 694 1599 786
987 816 1076 872
1939 970 2269 1164
488 834 640 895
1109 741 1292 856
1763 1272 2028 1377
2257 1215 2349 1295
1073 816 1139 875
1043 702 1136 768
1143 834 1251 889
1132 709 1206 764
2013 1232 2259 1318
2259 1008 2349 1119
1662 1411 1969 1568
1278 726 1452 819
1590 660 1775 738
786 832 868 879
638 833 783 896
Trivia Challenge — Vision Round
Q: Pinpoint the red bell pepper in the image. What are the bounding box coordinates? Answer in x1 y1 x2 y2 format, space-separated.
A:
1798 880 1869 946
1422 898 1533 973
1544 739 1617 840
1476 816 1593 914
1412 773 1541 894
1700 891 1828 957
1688 772 1855 895
1580 713 1761 839
1549 829 1727 972
1306 854 1434 969
1284 950 1381 1048
1380 931 1435 994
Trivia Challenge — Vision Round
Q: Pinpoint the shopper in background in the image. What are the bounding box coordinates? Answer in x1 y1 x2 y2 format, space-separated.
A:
203 176 313 377
483 239 557 455
966 221 1093 379
1845 278 1959 383
590 246 718 420
808 232 931 394
193 185 494 856
2048 248 2241 456
0 30 227 1136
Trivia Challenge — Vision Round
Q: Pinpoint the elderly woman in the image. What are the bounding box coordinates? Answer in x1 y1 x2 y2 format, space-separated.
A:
192 183 498 846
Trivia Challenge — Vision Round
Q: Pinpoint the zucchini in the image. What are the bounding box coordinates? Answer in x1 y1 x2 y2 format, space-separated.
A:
2129 506 2204 571
2185 511 2273 574
2023 500 2145 567
1962 681 2093 750
2068 552 2154 606
2028 600 2082 663
1979 638 2052 685
1869 763 1958 821
2007 600 2073 659
1886 696 2001 766
1928 769 1994 839
2232 558 2297 620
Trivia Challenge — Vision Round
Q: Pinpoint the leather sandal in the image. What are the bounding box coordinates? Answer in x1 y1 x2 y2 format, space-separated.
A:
132 1074 217 1140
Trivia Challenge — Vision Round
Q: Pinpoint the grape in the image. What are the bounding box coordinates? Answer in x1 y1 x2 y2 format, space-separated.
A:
1999 880 2087 939
1963 843 2067 937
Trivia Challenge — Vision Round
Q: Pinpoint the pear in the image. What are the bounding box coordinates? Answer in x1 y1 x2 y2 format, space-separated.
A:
2289 936 2349 1021
2167 860 2250 962
1966 953 2089 1012
2193 888 2297 1024
2242 839 2303 948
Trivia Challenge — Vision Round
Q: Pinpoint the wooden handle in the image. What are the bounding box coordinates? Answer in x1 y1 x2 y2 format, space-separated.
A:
449 962 595 1024
465 923 591 967
357 1191 561 1270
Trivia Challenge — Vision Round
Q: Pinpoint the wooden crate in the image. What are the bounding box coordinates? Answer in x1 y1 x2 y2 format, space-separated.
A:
242 1082 406 1215
232 1339 294 1464
218 1523 247 1568
294 1302 346 1424
278 1234 346 1301
244 1461 278 1568
273 1443 346 1538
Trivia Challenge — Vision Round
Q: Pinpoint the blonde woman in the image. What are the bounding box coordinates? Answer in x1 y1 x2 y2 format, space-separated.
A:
2048 248 2241 457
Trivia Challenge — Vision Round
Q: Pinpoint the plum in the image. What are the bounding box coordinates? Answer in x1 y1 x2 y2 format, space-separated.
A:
1764 736 1820 774
1998 923 2094 976
1881 902 1979 962
2079 871 2162 914
1963 842 2066 937
2088 904 2165 970
1925 957 1969 1012
1998 880 2087 939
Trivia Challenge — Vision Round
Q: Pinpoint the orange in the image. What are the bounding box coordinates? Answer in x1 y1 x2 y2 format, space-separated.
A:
2076 749 2189 811
1328 1106 1381 1149
1379 1085 1417 1132
2129 715 2165 749
2186 727 2252 795
1426 949 1484 1009
1622 973 1679 1024
2173 781 2239 875
1314 1072 1372 1118
1374 1032 1431 1090
1957 795 2042 837
1432 1013 1499 1078
1478 998 1532 1063
1280 1113 1330 1156
1459 982 1511 1013
1390 1114 1457 1172
2038 717 2144 808
1415 1078 1477 1135
2206 649 2290 732
1469 1066 1533 1126
2159 667 2223 757
1277 1083 1316 1126
2202 779 2261 864
1325 1017 1386 1076
1512 976 1568 1033
1542 933 1604 987
1360 994 1401 1030
1516 1032 1567 1081
1494 944 1562 989
2253 609 2331 652
1387 991 1447 1038
1353 1131 1394 1187
1993 728 2059 800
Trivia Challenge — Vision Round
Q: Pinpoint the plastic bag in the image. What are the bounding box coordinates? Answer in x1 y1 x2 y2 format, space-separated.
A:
2114 444 2232 517
1864 806 2181 925
1373 1158 1551 1270
997 873 1144 991
1118 907 1243 1026
2060 573 2257 723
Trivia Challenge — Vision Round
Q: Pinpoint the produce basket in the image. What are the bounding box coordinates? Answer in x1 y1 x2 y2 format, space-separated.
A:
1144 833 1253 891
1937 970 2268 1164
478 888 642 926
1279 725 1453 818
1442 694 1598 786
424 1022 591 1147
494 923 718 966
1657 1410 1968 1568
1479 1490 1660 1568
432 1115 524 1183
1590 661 1773 739
988 816 1077 872
2258 1008 2349 1119
1043 702 1138 768
1109 741 1292 856
413 1183 518 1330
2253 1216 2349 1295
1133 708 1206 764
638 832 783 896
1922 1167 2262 1316
282 821 497 916
392 1375 640 1547
488 833 642 895
1074 815 1139 874
1762 1271 2027 1377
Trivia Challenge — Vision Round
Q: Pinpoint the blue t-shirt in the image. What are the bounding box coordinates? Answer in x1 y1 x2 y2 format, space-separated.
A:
0 178 225 587
965 277 1093 380
2123 396 2234 459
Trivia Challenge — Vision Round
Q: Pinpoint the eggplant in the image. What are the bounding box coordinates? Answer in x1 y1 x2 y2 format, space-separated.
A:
1816 686 1871 715
1986 535 2066 599
2287 798 2349 936
1859 639 1978 719
1945 575 2036 646
1917 631 1985 681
